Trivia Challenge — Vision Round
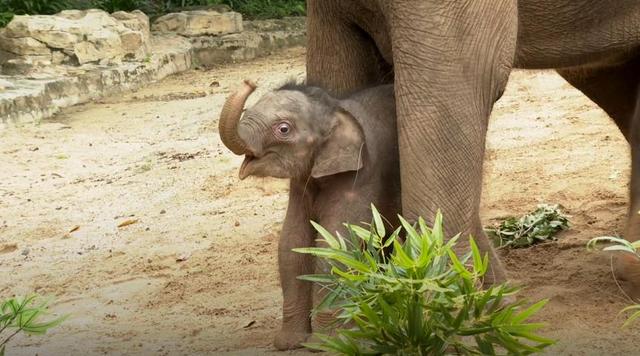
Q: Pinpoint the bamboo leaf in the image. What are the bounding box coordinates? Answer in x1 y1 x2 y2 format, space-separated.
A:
297 274 335 283
311 221 340 249
371 204 386 238
621 305 640 327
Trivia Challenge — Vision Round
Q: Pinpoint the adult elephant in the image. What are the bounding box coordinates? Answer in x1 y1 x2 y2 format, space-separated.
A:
305 1 640 295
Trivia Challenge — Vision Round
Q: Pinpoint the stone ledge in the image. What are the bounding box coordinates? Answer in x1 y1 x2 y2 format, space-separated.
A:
0 35 192 127
152 10 243 37
0 16 306 127
241 17 305 32
0 9 152 68
190 26 305 66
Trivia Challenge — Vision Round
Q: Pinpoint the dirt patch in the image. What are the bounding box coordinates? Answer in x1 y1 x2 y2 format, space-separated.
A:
0 243 18 254
0 47 637 355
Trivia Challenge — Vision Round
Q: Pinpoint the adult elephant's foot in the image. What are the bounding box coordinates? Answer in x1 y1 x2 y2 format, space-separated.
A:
612 219 640 301
273 330 310 351
613 251 640 301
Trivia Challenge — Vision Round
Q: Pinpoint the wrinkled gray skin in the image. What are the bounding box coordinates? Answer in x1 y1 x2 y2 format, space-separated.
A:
303 0 640 324
232 84 400 349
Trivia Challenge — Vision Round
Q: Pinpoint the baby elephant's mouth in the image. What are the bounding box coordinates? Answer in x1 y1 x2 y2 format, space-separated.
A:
238 151 288 180
239 154 256 180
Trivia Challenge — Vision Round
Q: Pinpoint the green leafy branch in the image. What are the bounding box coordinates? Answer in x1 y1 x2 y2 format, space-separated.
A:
0 295 67 356
295 205 555 355
587 236 640 327
485 204 569 249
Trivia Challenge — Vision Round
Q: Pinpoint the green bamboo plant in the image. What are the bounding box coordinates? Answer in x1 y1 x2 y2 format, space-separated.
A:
0 295 66 356
295 206 555 355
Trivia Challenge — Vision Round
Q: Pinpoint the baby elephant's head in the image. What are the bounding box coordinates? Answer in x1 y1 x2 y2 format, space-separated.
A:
218 80 365 180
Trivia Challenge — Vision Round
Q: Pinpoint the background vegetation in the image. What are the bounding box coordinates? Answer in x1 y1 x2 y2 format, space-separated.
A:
0 0 306 27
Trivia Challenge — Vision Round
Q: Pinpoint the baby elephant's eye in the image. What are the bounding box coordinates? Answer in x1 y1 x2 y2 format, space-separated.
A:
278 124 290 134
274 122 292 138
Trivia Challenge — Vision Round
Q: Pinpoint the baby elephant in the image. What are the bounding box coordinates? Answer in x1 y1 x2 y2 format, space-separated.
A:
218 80 400 350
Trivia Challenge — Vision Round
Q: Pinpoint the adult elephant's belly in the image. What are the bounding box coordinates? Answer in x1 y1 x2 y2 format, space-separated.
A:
514 0 640 69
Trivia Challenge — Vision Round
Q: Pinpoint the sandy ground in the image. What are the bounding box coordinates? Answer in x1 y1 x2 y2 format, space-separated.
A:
1 47 638 355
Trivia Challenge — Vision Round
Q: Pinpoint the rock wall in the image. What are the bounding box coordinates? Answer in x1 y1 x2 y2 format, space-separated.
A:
0 9 306 127
0 35 192 126
152 10 242 37
0 9 151 73
190 17 306 66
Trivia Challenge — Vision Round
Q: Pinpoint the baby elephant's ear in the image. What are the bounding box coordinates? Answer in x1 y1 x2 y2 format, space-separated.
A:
311 108 365 179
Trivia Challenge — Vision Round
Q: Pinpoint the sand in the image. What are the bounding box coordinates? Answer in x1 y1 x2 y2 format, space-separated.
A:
1 47 637 355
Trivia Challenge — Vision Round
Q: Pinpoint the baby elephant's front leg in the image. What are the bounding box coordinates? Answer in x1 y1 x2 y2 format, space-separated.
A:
274 183 315 350
274 237 314 349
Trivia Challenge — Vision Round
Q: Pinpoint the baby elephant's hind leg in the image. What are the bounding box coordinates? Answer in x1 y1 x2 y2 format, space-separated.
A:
309 197 378 335
310 234 341 335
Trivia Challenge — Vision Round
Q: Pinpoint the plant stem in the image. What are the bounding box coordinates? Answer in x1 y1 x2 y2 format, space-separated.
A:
0 311 20 335
520 214 547 237
0 328 22 348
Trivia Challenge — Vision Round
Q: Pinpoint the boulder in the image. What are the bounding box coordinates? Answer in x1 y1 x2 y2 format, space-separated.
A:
112 10 150 37
119 30 145 53
0 78 15 91
1 57 58 77
51 50 72 65
73 29 123 64
112 10 151 59
0 36 51 56
152 10 242 37
0 9 151 72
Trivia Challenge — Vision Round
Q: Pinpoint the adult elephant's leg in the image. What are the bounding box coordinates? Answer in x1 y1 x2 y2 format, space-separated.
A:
626 112 640 300
558 59 640 141
306 0 386 96
390 0 517 285
559 60 640 299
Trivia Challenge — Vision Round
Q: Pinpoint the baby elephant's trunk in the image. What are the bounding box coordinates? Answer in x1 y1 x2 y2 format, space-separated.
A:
218 80 257 155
